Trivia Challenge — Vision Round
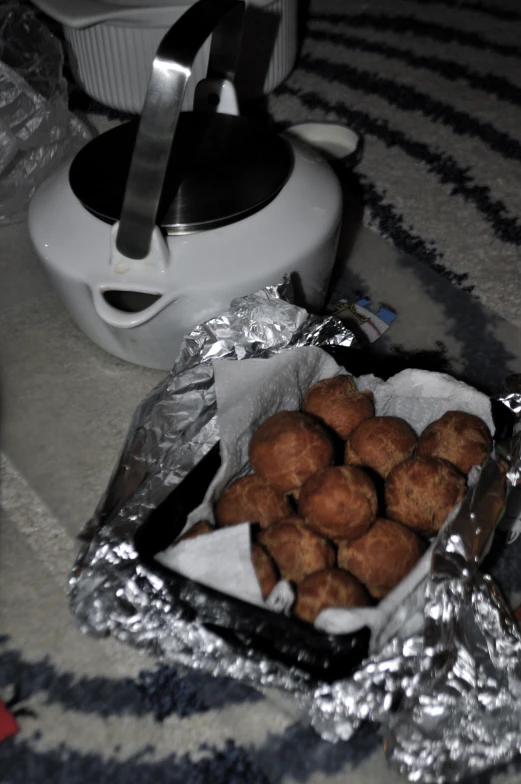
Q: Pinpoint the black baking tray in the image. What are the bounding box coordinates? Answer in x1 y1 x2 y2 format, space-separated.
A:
134 345 514 683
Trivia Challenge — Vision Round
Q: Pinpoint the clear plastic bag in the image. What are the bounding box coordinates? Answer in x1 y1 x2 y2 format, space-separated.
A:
0 2 90 224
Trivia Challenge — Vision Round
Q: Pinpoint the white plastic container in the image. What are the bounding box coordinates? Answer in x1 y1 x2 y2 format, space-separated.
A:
33 0 298 114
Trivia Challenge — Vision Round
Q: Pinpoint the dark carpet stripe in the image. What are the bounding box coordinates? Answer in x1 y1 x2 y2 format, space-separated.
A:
402 0 521 23
0 646 261 719
0 723 380 784
308 25 521 109
297 53 521 165
281 88 472 286
310 12 521 59
253 722 380 782
276 85 521 245
136 664 261 720
361 177 473 290
0 739 270 784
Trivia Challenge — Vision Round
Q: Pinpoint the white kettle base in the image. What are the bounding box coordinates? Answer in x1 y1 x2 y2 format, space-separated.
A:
28 139 342 371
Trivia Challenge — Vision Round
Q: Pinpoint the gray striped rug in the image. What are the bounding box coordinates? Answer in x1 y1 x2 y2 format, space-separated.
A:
72 0 521 326
267 0 521 328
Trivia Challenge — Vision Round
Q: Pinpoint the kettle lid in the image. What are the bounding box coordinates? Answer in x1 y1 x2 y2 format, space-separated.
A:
69 112 294 235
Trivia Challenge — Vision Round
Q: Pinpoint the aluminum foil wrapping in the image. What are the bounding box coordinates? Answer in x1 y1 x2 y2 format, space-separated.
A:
69 281 356 678
69 282 521 783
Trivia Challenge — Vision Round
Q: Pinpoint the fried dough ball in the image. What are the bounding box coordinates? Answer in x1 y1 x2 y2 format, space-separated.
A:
249 411 334 495
215 475 291 529
177 520 214 542
303 376 374 440
251 543 279 599
257 517 335 583
294 568 370 624
385 456 466 537
298 465 378 540
344 416 417 478
337 518 426 599
302 375 359 437
417 410 492 475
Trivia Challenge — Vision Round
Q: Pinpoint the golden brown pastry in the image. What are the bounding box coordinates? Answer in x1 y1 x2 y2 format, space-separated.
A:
417 410 492 475
251 543 279 599
249 411 334 495
303 376 374 440
344 416 417 478
215 475 291 529
257 517 335 583
294 568 370 624
298 465 378 540
302 375 357 436
385 456 466 537
176 520 214 542
337 518 426 599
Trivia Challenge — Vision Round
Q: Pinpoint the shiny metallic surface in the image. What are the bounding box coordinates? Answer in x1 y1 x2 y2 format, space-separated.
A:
69 283 521 783
157 115 293 235
69 115 293 236
305 434 521 782
116 0 245 259
69 279 356 644
500 392 521 416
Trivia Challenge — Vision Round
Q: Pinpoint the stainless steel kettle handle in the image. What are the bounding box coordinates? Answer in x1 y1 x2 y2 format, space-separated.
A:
116 0 245 260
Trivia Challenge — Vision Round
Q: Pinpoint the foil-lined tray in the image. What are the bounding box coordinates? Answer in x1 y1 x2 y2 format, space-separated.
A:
69 282 521 783
133 440 371 682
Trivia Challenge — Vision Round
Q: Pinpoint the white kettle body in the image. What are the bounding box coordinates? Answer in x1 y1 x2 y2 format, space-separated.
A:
28 0 343 370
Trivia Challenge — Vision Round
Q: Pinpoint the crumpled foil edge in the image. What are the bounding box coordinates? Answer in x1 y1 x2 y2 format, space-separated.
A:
69 282 521 783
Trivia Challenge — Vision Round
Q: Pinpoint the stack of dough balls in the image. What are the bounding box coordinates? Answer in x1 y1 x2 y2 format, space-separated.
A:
180 373 492 626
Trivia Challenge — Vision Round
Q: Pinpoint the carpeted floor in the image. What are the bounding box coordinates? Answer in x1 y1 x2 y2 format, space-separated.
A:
1 1 521 782
267 0 521 327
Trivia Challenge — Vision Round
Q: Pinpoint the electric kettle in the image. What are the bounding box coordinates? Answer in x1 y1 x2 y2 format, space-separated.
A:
28 0 343 370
